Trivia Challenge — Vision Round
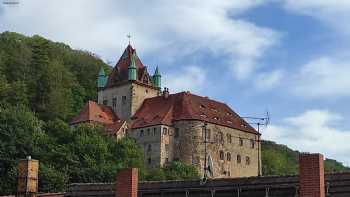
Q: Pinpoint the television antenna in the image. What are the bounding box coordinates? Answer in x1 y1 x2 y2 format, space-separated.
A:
241 110 270 176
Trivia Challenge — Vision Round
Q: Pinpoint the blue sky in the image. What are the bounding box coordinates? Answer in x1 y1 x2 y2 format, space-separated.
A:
1 0 350 166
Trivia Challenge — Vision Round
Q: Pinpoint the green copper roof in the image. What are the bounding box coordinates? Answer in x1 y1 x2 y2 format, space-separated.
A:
154 66 161 76
98 67 105 76
129 52 137 68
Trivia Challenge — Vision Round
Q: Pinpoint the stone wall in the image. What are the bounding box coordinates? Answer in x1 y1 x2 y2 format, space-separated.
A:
128 126 162 168
97 82 159 121
172 120 260 178
128 125 175 169
98 83 132 120
130 83 159 118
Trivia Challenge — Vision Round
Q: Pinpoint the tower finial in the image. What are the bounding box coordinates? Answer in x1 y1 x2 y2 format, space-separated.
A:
127 34 131 45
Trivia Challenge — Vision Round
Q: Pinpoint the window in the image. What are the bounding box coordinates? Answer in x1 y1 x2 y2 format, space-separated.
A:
153 128 157 136
165 144 169 153
239 138 243 146
163 127 168 135
145 89 148 93
227 171 231 176
219 150 224 160
103 99 108 105
147 129 150 136
122 96 127 104
237 155 241 164
147 144 152 152
207 129 211 140
227 152 231 161
148 158 152 164
174 128 179 138
227 134 232 143
112 97 117 109
140 130 144 137
250 139 255 149
246 156 250 165
165 158 169 163
219 132 224 143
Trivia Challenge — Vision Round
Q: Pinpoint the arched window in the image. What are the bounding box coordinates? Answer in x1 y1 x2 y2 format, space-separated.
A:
227 152 231 161
219 150 224 160
237 155 241 164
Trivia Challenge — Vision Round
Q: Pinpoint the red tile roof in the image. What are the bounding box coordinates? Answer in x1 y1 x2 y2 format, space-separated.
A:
131 92 259 134
105 120 126 135
70 101 118 125
105 45 154 88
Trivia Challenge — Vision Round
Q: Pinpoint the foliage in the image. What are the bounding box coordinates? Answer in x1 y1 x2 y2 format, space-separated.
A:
144 161 200 181
262 140 350 176
0 31 110 121
0 105 144 194
0 31 349 194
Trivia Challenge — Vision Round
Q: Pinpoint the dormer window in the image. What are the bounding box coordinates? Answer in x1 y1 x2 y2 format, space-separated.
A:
200 104 205 109
200 114 207 118
213 117 219 120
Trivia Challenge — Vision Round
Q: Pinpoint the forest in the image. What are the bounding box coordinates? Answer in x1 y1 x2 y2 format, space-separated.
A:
0 31 348 194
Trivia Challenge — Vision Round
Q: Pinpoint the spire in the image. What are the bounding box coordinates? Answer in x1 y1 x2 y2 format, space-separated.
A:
97 67 107 88
153 66 161 88
98 67 105 76
128 52 137 80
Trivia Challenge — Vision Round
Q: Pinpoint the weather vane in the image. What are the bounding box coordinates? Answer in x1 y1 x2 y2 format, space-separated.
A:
127 34 131 45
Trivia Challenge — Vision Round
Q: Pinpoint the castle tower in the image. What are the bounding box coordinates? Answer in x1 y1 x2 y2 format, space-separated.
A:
152 66 161 89
97 67 107 89
97 45 161 121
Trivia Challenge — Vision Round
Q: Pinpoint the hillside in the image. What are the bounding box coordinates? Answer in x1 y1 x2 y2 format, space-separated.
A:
0 31 349 194
262 140 350 175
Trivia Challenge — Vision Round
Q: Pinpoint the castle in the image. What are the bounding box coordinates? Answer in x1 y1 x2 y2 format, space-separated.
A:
70 44 261 178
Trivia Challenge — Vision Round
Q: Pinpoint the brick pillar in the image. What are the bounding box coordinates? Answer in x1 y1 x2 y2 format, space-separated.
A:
116 168 138 197
299 153 325 197
17 156 39 197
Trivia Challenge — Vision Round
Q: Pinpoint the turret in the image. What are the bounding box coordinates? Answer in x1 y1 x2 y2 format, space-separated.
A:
153 66 161 88
128 52 137 81
97 67 107 88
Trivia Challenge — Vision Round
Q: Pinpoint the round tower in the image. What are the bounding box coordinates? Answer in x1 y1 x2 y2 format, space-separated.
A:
128 52 137 81
153 66 161 89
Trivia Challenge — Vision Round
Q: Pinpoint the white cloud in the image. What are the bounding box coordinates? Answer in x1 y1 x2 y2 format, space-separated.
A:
255 70 284 90
264 109 350 166
291 57 350 98
163 66 206 94
0 0 279 80
284 0 350 34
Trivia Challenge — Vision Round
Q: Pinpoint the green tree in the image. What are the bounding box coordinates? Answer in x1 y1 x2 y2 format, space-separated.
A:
0 105 45 194
145 161 200 181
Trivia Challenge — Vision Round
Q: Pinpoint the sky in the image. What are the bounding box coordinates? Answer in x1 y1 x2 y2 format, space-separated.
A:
1 0 350 166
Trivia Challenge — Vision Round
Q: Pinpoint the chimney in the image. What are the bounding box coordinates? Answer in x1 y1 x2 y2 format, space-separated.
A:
162 87 169 99
115 168 138 197
299 153 325 197
17 156 39 197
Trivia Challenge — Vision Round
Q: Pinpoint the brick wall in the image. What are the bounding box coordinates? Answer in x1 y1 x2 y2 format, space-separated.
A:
299 153 325 197
115 168 138 197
